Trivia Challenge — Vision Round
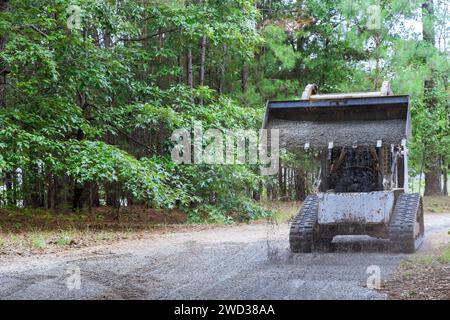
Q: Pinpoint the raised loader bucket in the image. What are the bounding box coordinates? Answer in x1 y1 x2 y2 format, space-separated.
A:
263 83 411 150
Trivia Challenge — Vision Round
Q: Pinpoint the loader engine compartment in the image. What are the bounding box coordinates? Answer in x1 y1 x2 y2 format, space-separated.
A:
327 146 379 193
321 145 402 193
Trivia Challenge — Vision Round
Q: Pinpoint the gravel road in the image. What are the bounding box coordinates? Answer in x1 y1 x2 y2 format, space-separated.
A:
0 214 449 300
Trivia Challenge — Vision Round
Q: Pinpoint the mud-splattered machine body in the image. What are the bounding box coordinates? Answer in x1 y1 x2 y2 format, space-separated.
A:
263 82 424 253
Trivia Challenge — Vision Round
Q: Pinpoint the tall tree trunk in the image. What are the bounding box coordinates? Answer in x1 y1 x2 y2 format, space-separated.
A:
422 0 443 196
218 44 227 94
241 63 249 93
253 180 262 201
72 185 84 210
218 63 225 95
0 0 9 107
72 92 87 211
53 175 68 210
424 159 442 195
178 54 183 84
218 63 225 94
199 35 206 104
199 36 206 86
4 172 13 205
106 182 120 208
27 166 43 208
443 157 448 195
295 169 306 201
46 173 55 210
186 45 193 88
1 1 12 207
92 183 100 207
104 30 111 48
422 0 435 44
278 162 283 200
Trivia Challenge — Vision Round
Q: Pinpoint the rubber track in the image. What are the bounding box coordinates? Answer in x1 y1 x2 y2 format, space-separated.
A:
389 193 424 253
289 195 318 253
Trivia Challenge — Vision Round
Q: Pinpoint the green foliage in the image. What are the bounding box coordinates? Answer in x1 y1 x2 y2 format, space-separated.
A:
187 197 272 224
0 0 448 220
0 0 268 217
30 232 47 249
389 37 449 175
438 246 450 264
55 230 75 246
262 25 299 72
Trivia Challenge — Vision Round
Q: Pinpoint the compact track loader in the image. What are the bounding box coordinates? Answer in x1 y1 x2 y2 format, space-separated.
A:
263 82 424 253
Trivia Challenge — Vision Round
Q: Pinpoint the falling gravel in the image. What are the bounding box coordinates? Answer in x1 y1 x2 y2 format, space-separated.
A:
0 214 448 300
268 119 407 148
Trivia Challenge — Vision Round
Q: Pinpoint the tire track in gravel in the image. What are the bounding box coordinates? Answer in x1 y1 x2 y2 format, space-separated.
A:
0 213 448 300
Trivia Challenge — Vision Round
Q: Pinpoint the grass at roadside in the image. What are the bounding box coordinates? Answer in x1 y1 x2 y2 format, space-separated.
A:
438 246 450 264
0 201 296 257
381 244 450 300
423 196 450 214
261 201 301 223
0 206 190 257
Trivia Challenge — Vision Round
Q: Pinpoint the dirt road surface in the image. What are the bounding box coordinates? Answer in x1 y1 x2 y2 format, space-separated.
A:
1 213 449 300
